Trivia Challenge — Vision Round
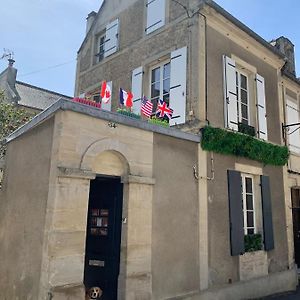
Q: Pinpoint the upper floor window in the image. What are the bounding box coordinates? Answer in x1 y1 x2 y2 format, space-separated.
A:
146 0 166 34
223 55 268 140
150 61 170 111
236 71 249 125
96 34 106 62
131 47 187 126
95 19 119 63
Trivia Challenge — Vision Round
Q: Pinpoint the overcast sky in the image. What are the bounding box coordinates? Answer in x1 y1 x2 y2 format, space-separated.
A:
0 0 299 97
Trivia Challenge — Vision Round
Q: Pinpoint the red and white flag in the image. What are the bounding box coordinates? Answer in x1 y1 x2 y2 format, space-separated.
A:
101 81 111 104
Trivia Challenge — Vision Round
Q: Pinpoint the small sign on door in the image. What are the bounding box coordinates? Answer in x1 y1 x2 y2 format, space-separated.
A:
89 260 105 267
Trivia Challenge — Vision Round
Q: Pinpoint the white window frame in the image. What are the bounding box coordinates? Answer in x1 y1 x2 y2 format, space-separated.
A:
149 60 171 109
96 33 106 63
236 70 250 125
241 174 256 235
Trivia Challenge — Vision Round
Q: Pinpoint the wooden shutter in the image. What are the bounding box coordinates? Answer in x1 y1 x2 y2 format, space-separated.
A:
286 99 300 153
256 74 268 140
169 47 187 126
131 67 143 115
223 56 238 131
104 19 119 57
101 81 112 111
146 0 165 34
228 170 244 256
261 175 274 251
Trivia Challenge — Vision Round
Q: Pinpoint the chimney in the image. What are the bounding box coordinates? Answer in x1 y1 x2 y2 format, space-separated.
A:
271 36 296 76
86 11 97 34
6 58 17 89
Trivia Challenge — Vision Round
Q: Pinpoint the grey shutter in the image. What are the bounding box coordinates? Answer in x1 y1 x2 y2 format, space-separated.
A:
101 81 112 111
228 170 244 256
223 56 238 131
146 0 165 34
261 175 274 251
104 19 119 57
131 67 143 115
256 74 268 140
169 47 187 126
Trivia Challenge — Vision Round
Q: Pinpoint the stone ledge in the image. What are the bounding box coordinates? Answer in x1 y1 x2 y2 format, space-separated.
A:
57 166 96 179
122 175 156 185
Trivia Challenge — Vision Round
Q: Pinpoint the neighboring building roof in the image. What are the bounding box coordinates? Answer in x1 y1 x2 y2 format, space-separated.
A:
5 99 201 144
15 81 72 110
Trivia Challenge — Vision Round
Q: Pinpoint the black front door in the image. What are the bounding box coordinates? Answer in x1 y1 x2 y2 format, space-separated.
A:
292 188 300 267
84 176 123 299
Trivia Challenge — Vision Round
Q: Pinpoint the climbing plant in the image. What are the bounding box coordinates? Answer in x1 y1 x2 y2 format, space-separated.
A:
201 126 289 166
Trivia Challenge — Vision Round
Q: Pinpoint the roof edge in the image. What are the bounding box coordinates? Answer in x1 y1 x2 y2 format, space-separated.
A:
5 99 201 144
203 0 285 60
16 81 72 99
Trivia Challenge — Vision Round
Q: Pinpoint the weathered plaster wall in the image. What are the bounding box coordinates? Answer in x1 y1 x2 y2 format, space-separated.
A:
152 134 199 299
0 118 54 299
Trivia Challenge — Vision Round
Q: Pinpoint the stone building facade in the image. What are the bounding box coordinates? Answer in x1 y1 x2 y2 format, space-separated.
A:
0 0 299 299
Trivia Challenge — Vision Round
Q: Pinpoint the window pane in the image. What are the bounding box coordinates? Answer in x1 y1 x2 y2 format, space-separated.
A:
152 97 159 112
241 74 247 90
241 89 248 104
163 78 170 94
245 177 252 193
241 104 248 121
151 82 160 98
247 228 254 235
94 95 100 103
247 212 254 227
163 63 170 78
151 67 160 84
163 93 170 104
246 195 253 210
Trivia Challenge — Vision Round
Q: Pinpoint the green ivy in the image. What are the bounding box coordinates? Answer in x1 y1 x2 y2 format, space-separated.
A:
0 93 34 159
148 116 169 128
201 126 289 166
116 108 141 119
244 234 263 252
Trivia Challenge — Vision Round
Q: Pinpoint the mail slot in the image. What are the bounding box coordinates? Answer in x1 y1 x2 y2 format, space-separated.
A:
89 259 105 267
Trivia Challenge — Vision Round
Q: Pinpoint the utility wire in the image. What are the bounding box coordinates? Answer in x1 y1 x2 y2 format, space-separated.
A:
18 59 76 78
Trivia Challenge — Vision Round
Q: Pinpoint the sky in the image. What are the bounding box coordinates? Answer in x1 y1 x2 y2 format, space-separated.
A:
0 0 299 97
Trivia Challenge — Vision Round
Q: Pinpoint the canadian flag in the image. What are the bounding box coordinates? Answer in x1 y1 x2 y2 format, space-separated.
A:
100 81 111 104
119 88 133 108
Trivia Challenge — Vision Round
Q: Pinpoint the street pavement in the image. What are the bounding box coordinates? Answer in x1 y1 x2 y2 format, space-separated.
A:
260 285 300 299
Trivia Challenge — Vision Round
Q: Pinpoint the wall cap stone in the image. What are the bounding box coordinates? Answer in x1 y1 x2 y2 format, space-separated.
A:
57 166 96 179
5 99 201 145
122 175 155 185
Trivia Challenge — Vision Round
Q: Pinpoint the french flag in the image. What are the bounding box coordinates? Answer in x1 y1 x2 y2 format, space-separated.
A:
119 88 133 108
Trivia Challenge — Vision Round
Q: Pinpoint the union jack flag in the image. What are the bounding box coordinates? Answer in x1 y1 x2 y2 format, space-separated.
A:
156 99 173 120
141 96 153 118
